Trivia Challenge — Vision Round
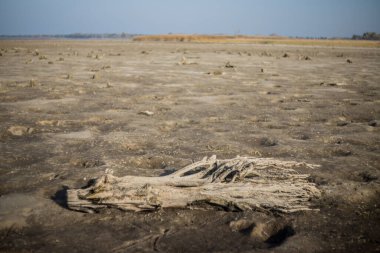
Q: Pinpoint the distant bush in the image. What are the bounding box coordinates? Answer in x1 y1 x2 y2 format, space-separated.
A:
352 32 380 40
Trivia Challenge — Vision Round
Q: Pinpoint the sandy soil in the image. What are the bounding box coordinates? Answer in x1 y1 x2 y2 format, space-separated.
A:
0 40 379 252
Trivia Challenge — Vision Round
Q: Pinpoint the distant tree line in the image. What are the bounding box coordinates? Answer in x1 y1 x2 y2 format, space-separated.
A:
352 32 380 40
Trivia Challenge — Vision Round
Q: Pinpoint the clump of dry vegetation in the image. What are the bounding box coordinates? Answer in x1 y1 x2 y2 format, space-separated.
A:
67 156 321 213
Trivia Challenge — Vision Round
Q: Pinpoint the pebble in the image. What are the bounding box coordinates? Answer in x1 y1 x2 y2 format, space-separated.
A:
138 111 154 116
368 120 377 127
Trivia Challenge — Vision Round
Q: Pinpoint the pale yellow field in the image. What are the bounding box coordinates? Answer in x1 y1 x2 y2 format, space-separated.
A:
133 34 380 48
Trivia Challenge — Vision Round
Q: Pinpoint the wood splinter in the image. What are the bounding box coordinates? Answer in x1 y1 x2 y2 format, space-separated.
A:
67 155 321 214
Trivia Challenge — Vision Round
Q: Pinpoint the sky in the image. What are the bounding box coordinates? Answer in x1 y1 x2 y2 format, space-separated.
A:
0 0 379 37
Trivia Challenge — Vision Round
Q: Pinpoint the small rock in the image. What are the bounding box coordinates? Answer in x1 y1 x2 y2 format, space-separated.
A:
347 59 353 64
261 51 272 57
138 111 154 116
229 219 253 232
8 126 34 136
260 137 278 147
358 171 378 182
299 134 310 140
260 68 264 73
337 121 349 127
368 120 378 127
225 61 235 68
251 220 295 244
320 82 337 87
283 53 290 58
207 70 223 75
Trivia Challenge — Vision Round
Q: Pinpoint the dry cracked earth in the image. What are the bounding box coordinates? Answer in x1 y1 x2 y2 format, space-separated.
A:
0 40 379 252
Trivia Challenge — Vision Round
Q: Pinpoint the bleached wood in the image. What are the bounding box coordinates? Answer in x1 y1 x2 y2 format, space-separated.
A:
67 156 321 213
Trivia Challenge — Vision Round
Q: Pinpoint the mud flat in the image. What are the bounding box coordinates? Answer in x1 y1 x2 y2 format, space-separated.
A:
0 40 379 252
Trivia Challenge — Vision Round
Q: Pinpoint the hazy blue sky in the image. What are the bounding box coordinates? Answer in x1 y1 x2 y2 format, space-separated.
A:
0 0 379 37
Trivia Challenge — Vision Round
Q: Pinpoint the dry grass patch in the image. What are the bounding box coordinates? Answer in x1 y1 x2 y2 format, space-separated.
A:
133 35 380 48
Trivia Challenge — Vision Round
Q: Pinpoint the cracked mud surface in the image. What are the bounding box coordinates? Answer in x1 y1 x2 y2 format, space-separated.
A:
0 40 379 252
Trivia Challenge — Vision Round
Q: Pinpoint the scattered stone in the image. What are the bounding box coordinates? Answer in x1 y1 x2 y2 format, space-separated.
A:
347 59 353 64
33 50 39 56
48 61 54 64
337 121 349 126
229 219 254 232
58 57 64 61
141 50 148 54
261 51 272 57
283 53 290 58
358 171 378 182
259 137 278 147
138 111 154 116
66 74 71 79
178 56 197 65
207 70 223 76
320 82 338 87
38 55 47 60
71 158 104 168
368 120 378 127
101 65 111 69
261 68 264 73
300 55 311 60
7 126 34 136
106 81 112 88
251 219 295 244
225 61 235 68
298 134 310 140
229 218 295 244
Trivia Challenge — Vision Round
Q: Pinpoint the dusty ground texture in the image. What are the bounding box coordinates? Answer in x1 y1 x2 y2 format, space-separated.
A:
0 40 379 252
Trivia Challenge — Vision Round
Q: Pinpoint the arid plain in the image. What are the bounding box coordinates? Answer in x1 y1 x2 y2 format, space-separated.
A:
0 40 379 252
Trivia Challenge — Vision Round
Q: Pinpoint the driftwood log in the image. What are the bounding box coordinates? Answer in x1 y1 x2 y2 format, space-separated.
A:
67 156 321 213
